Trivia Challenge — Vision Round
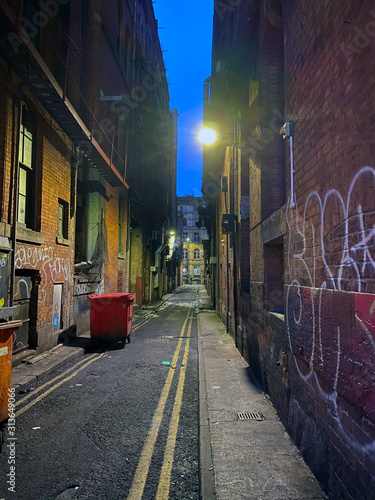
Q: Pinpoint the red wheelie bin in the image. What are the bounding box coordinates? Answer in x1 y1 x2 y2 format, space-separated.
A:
87 293 135 343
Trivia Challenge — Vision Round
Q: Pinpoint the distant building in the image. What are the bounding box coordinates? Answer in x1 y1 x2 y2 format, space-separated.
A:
177 196 207 284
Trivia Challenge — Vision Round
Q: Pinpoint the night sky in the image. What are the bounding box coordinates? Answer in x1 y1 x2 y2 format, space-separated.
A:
153 1 214 197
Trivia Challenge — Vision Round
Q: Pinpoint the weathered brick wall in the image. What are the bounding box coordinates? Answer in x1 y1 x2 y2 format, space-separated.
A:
105 186 128 295
217 147 237 333
14 133 74 351
281 1 375 497
0 81 14 224
235 1 375 498
0 64 78 351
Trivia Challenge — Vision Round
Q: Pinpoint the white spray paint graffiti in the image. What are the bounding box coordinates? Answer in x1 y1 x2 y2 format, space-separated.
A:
75 283 88 296
286 166 375 455
287 166 375 291
15 246 71 303
95 280 104 295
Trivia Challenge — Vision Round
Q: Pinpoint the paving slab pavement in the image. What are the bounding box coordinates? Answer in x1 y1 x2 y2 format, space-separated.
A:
197 301 328 500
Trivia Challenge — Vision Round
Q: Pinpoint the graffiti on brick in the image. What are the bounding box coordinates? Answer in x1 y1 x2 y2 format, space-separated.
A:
287 166 375 292
0 253 10 309
286 166 375 454
15 246 70 303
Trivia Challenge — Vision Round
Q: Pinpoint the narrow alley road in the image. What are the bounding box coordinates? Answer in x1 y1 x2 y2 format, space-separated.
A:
0 287 200 500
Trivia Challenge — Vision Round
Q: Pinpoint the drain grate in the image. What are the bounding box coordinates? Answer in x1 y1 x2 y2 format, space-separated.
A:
237 411 264 421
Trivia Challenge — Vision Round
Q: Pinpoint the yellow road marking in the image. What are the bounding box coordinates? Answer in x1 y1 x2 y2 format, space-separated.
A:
15 353 106 418
133 317 151 331
15 313 153 411
127 309 191 500
15 354 96 408
156 315 193 499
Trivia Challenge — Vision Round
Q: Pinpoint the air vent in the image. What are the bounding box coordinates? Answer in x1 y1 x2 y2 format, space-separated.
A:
237 412 264 421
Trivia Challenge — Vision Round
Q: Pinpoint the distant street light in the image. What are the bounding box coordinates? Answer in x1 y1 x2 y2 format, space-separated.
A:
198 127 217 145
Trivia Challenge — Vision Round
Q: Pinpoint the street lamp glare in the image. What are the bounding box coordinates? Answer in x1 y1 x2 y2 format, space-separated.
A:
198 127 217 145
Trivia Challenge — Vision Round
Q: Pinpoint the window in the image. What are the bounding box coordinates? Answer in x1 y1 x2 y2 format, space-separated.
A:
57 200 68 239
194 206 197 212
194 232 200 242
194 265 200 276
118 194 125 252
183 232 188 242
18 105 37 228
183 249 188 259
185 205 189 212
183 218 187 227
264 240 284 314
194 248 200 259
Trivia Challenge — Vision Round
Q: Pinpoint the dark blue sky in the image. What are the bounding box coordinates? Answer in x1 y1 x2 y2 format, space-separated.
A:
153 1 213 197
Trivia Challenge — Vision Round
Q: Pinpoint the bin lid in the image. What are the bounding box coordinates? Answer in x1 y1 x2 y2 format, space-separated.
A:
88 293 136 302
0 320 22 330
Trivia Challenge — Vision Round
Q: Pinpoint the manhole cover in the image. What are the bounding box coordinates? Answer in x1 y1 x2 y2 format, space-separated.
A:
237 412 264 421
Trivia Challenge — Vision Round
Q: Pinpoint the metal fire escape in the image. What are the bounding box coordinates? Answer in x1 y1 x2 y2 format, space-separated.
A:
0 1 128 188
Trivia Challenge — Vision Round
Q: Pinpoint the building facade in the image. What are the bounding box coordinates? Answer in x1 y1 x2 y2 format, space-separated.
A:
177 195 207 285
203 1 375 498
0 0 177 354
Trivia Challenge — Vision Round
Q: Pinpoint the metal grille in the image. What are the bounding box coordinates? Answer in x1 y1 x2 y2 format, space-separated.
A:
237 412 264 421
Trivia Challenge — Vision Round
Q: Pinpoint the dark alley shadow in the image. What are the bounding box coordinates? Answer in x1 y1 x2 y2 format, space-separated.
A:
58 326 128 353
243 366 263 394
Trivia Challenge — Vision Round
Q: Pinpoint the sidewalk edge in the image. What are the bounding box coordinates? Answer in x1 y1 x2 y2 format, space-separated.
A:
197 313 216 500
13 347 85 395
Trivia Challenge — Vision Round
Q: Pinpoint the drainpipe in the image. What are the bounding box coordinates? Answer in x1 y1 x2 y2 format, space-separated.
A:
280 121 295 208
203 77 211 117
10 100 24 314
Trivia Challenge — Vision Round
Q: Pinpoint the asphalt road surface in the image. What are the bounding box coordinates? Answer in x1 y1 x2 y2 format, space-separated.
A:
0 286 200 500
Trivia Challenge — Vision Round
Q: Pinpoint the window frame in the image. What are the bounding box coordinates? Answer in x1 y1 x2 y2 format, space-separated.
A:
18 104 37 229
57 199 69 240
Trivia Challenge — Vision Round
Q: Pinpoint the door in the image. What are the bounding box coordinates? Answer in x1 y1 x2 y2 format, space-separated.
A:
13 275 31 352
53 284 63 330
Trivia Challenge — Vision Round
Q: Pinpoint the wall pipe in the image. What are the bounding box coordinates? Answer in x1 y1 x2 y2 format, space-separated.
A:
290 135 295 208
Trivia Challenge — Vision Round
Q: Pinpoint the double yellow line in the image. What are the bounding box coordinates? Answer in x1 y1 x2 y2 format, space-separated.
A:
15 353 105 418
14 314 153 418
127 310 193 500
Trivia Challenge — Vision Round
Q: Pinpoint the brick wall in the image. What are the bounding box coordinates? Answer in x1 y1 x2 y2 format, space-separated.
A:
8 98 75 351
211 1 375 498
239 1 375 498
105 186 128 295
280 2 375 497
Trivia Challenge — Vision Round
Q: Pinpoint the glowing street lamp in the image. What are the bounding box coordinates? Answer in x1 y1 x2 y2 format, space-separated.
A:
198 127 217 145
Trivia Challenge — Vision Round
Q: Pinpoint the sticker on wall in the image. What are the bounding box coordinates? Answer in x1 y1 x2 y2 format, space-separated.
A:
53 314 58 329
